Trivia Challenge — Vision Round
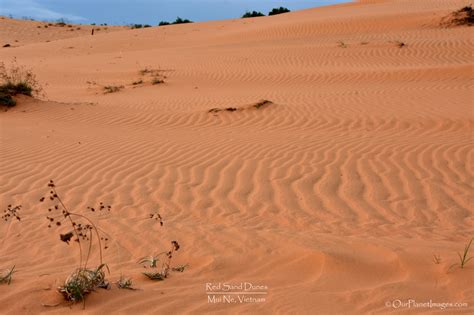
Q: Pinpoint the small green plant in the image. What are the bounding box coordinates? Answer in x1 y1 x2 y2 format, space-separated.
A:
242 11 265 18
103 85 123 94
140 240 181 281
268 7 290 16
116 275 137 290
40 180 112 304
0 266 15 285
59 264 109 302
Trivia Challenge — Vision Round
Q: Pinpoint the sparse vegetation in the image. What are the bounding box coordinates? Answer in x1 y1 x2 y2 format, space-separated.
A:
151 77 165 85
394 40 406 48
103 85 123 94
55 19 67 27
209 99 273 113
253 99 272 109
132 79 143 85
59 264 109 302
268 7 291 16
140 241 181 281
1 205 21 284
0 93 15 107
444 5 474 26
0 59 43 107
457 238 473 268
173 17 192 24
242 11 265 18
0 266 15 285
139 67 155 75
172 264 189 272
40 180 112 304
338 41 347 48
433 254 441 265
138 67 167 85
116 275 137 290
158 17 192 26
130 24 151 29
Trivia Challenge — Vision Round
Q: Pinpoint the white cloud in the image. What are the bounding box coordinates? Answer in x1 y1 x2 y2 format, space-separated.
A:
0 0 86 21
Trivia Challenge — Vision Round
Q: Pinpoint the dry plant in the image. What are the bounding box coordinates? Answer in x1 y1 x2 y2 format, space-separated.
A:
140 241 180 281
338 41 347 48
0 58 43 107
116 275 138 290
2 204 22 222
138 67 167 85
132 79 143 85
456 238 473 269
1 204 22 284
394 40 406 48
39 180 112 304
139 212 183 281
448 238 473 271
442 5 474 27
0 266 15 285
433 254 441 265
103 85 123 94
151 77 165 85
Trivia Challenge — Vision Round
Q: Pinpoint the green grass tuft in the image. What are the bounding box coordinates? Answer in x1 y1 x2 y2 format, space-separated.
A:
242 11 265 18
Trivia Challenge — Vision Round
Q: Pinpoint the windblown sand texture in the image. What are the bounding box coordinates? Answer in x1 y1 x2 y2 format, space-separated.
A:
0 0 473 313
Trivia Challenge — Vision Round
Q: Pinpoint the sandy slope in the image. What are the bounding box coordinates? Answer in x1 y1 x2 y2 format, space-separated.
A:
0 17 125 48
0 0 473 313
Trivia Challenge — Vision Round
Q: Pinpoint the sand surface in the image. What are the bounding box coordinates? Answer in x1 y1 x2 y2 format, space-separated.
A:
0 0 473 313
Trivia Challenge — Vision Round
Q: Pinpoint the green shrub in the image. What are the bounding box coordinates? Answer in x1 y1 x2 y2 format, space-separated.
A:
0 92 16 107
0 82 33 96
242 11 265 18
173 17 192 24
269 7 290 16
452 5 474 26
0 59 42 107
158 17 192 26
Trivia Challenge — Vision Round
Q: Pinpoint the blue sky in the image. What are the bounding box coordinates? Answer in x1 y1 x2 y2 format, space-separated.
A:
0 0 349 25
